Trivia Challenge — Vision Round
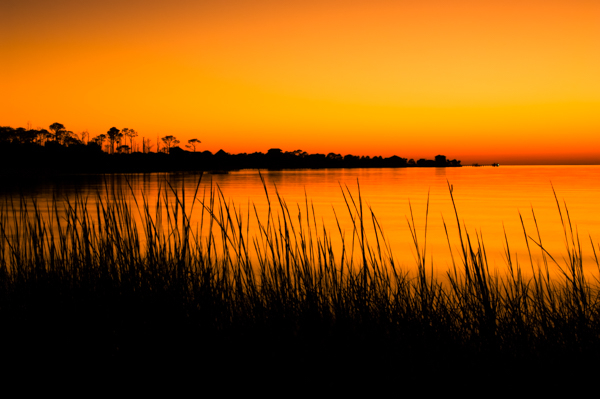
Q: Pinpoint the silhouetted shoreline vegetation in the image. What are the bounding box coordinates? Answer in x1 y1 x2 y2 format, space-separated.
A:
1 178 598 386
1 124 461 176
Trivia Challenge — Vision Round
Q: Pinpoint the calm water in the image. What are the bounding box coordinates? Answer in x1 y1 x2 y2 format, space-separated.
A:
3 166 600 278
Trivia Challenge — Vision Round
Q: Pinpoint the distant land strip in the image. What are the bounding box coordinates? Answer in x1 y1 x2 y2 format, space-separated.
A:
1 125 461 175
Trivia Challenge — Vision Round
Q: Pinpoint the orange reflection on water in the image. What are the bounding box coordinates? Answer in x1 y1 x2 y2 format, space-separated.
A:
3 166 600 281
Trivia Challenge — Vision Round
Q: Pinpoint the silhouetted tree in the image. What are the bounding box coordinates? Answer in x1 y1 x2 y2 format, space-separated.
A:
116 134 124 150
43 130 54 144
186 138 201 152
0 126 15 143
49 123 66 144
107 127 121 154
161 135 180 154
63 134 82 147
290 149 307 157
122 128 138 153
36 129 50 145
91 134 107 150
116 144 130 154
15 128 39 144
61 130 77 146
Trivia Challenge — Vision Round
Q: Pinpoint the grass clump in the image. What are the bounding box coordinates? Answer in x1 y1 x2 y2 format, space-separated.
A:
1 176 599 385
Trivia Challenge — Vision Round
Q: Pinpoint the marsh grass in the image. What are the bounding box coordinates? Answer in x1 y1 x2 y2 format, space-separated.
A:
1 176 600 382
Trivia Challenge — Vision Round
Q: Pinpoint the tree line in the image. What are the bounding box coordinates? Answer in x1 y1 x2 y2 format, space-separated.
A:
1 123 460 176
0 123 200 155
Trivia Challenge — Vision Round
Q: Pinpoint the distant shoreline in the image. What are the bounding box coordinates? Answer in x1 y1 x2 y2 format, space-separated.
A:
0 140 461 176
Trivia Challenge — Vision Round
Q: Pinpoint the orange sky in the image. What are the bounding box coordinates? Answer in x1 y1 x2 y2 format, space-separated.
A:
2 0 599 164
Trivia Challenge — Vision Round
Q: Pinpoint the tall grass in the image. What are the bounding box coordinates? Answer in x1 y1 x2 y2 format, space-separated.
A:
1 176 599 380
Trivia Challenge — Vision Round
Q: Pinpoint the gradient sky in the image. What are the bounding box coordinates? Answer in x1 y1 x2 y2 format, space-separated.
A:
2 0 599 164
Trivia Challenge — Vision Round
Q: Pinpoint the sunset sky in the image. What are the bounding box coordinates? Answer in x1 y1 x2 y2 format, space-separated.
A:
3 0 599 164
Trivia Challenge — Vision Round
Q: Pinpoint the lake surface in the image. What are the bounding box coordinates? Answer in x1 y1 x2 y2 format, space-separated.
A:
3 166 600 279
